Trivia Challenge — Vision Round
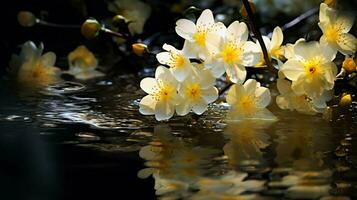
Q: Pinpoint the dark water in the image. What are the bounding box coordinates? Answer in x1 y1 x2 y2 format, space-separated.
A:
0 75 356 200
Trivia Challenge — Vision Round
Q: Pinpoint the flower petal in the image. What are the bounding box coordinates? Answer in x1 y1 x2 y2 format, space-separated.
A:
271 26 283 48
176 101 191 116
155 101 175 121
226 84 242 105
280 60 304 81
140 77 158 94
197 9 214 30
175 19 196 40
337 33 357 55
192 99 208 115
201 87 218 103
139 95 156 115
226 64 247 84
255 86 271 108
227 21 248 42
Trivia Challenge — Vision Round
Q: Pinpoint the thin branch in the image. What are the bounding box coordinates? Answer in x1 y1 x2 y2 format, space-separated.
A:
242 0 276 74
281 7 318 32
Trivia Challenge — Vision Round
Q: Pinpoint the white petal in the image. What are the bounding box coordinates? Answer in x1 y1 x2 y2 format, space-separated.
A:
162 43 179 52
171 66 190 82
319 3 332 24
175 19 196 40
156 52 171 66
182 40 197 58
321 43 337 61
201 87 218 103
337 33 357 55
176 101 191 116
294 41 320 60
271 26 283 48
139 95 156 115
226 84 242 105
280 60 304 81
155 66 178 87
197 9 214 30
206 60 226 78
227 21 248 42
335 13 354 33
243 79 259 96
192 99 208 115
226 64 247 84
255 86 271 108
155 101 175 121
140 77 158 94
41 52 56 67
277 78 292 94
242 42 261 66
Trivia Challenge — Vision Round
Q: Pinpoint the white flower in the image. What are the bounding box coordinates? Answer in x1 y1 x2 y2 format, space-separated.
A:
175 9 225 59
206 21 260 83
156 43 193 82
280 40 337 100
255 26 284 67
10 41 60 88
226 79 276 120
276 72 332 115
319 3 357 55
66 45 104 80
176 67 218 116
139 66 180 121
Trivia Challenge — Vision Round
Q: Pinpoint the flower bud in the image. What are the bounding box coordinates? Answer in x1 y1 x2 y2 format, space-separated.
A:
112 15 127 26
132 43 148 56
342 57 356 73
81 19 101 39
339 93 352 107
17 11 38 27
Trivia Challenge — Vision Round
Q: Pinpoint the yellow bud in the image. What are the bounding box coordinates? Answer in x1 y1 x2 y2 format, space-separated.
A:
342 57 356 73
324 0 337 7
81 19 101 39
339 93 352 107
132 43 148 56
17 11 38 27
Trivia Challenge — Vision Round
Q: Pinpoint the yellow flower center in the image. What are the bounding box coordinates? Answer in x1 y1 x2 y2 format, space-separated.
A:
173 54 186 68
221 44 241 64
185 83 201 101
154 84 175 101
238 95 255 114
303 58 322 78
325 25 339 42
270 46 284 59
193 31 206 47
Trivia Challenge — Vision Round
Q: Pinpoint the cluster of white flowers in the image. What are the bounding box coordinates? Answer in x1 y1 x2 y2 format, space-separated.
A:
277 3 356 114
139 3 357 121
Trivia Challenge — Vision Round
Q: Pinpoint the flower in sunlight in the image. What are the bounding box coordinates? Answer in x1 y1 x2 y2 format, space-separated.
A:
255 26 285 67
66 45 104 80
226 79 276 120
206 21 260 83
176 67 218 116
276 72 332 115
319 3 357 55
280 40 337 101
108 0 151 35
175 9 225 59
139 66 180 121
156 43 193 82
9 41 61 88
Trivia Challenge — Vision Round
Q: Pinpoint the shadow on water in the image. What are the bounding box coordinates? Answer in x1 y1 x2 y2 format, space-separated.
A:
0 77 356 199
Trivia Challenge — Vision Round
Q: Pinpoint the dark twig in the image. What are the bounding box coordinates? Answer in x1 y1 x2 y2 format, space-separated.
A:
242 0 275 74
219 83 233 96
38 20 80 28
281 7 319 32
